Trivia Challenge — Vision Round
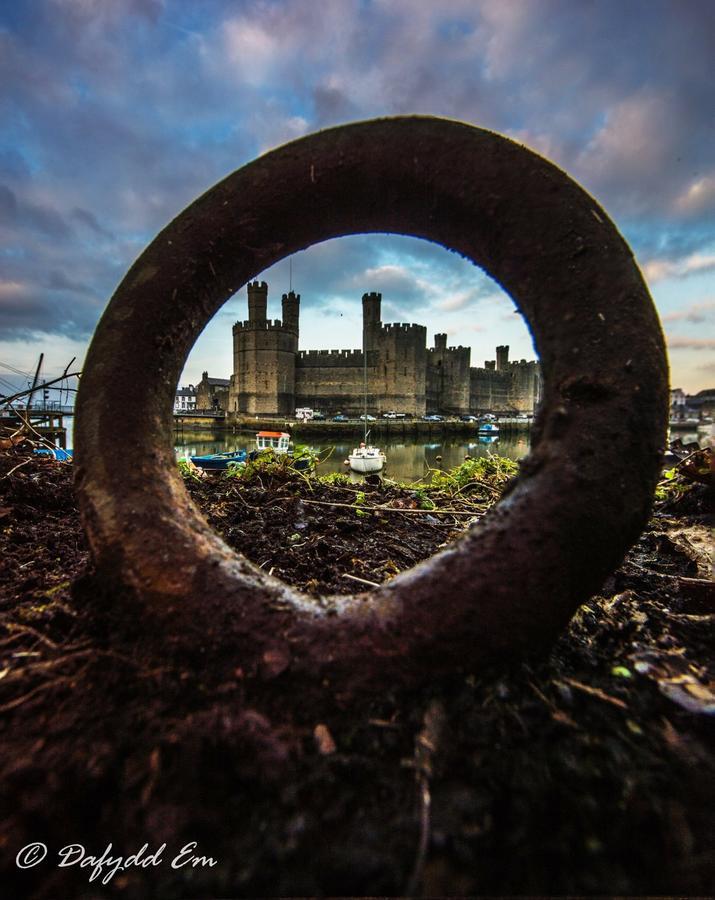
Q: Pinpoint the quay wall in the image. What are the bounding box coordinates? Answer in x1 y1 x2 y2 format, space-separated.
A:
224 413 532 438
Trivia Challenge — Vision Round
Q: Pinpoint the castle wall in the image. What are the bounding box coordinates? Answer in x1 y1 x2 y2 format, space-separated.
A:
469 356 543 414
295 349 374 414
470 366 512 412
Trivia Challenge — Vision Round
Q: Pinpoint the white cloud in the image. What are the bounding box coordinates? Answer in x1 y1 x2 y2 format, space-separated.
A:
643 253 715 284
222 18 281 85
578 91 673 184
675 174 715 216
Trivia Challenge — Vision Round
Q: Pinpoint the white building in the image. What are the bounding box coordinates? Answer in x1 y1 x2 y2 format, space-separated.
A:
174 385 196 411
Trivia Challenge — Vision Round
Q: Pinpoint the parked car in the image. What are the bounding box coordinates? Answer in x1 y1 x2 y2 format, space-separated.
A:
359 414 377 422
460 414 478 422
333 414 349 422
383 411 406 419
423 414 444 422
312 411 326 420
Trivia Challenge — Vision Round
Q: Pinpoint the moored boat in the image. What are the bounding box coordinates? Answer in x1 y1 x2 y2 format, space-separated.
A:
190 431 312 471
189 448 248 470
33 446 73 461
254 431 290 454
478 421 500 435
348 441 386 474
349 334 386 474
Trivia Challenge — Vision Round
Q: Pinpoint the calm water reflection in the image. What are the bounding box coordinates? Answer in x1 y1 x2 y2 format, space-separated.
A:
174 429 532 483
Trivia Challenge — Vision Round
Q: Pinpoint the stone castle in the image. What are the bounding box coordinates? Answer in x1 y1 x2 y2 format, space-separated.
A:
228 281 542 417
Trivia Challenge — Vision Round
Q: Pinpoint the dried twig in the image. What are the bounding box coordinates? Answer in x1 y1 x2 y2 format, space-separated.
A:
560 677 627 710
0 675 74 714
298 497 480 516
341 573 380 588
2 623 60 650
1 458 32 479
0 365 81 406
405 700 445 897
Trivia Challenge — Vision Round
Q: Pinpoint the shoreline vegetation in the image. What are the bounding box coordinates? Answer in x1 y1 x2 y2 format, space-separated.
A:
0 444 713 897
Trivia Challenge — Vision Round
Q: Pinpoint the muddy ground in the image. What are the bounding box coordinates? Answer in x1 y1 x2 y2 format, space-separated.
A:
0 448 713 898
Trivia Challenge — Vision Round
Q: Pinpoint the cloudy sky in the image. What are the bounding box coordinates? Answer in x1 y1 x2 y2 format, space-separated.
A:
1 0 713 398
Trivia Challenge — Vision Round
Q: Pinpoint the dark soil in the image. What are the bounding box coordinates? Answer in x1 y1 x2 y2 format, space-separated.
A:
0 450 713 899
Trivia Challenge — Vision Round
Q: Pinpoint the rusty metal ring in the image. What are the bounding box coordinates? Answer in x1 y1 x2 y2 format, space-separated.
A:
74 117 667 686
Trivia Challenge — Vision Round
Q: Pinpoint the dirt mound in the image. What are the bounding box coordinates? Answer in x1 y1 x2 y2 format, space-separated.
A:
0 450 712 898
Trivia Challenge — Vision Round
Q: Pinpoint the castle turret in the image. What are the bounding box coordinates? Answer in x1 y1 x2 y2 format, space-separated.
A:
230 280 296 416
496 344 509 372
427 334 470 414
247 280 268 323
281 290 300 337
362 291 381 352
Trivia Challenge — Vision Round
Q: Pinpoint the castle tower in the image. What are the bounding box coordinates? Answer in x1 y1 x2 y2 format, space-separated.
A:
247 280 268 322
230 281 297 416
427 334 470 414
362 292 382 352
496 344 509 372
281 291 300 337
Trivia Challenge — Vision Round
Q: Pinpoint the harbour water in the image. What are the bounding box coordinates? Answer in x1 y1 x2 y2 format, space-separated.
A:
174 429 532 483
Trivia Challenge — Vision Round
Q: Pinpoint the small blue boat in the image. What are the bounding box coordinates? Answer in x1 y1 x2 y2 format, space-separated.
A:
33 447 73 461
477 422 500 435
189 449 247 470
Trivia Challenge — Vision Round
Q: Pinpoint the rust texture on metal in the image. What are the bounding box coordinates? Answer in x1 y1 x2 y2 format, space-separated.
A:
74 116 668 686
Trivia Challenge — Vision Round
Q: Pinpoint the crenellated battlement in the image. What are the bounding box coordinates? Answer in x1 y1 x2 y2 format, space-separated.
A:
234 318 291 332
297 348 366 367
428 344 470 355
298 348 363 358
381 322 425 335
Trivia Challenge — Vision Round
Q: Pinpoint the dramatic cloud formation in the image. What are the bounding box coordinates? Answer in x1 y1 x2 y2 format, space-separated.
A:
0 0 713 393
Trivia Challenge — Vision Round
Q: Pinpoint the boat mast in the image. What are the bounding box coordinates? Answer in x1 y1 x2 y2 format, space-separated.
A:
363 333 368 443
26 353 44 412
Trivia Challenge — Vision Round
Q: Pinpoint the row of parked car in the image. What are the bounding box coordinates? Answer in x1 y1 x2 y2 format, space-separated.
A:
296 408 513 423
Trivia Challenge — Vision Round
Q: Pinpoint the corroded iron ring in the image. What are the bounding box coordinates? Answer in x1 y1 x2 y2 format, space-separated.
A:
74 117 667 684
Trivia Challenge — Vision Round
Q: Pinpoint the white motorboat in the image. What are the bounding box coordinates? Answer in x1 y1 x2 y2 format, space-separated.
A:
349 442 386 474
349 335 386 474
255 430 290 453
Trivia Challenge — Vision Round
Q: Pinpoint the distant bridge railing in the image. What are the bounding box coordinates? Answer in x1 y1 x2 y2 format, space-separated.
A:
173 408 226 418
1 404 76 417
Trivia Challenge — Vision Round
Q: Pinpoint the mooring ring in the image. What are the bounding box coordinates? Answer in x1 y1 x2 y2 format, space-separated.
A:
74 117 667 684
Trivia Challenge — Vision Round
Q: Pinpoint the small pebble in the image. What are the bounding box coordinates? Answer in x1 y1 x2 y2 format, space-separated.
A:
314 723 337 755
